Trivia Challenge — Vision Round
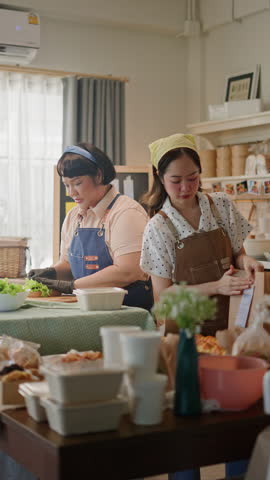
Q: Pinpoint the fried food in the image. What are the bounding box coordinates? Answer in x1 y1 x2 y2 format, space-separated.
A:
2 370 32 383
196 334 226 355
61 350 102 363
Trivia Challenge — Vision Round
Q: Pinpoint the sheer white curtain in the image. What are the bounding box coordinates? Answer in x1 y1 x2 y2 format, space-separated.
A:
0 72 63 268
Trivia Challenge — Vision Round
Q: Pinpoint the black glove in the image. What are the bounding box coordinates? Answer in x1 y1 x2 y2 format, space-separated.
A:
27 267 57 280
34 277 74 295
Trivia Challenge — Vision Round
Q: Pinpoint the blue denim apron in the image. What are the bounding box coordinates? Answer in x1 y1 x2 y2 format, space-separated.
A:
68 194 153 311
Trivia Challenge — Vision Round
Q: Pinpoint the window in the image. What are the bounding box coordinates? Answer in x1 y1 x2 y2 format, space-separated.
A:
0 72 63 268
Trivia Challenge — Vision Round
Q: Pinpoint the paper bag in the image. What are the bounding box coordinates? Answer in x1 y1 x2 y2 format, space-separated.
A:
228 271 270 330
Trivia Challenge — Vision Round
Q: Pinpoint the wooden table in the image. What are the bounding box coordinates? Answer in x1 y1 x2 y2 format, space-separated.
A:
1 403 270 480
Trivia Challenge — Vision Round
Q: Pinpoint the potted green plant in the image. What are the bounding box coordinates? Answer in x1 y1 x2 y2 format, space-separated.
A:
152 286 217 416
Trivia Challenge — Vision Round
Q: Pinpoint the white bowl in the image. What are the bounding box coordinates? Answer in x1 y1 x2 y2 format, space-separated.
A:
244 239 270 258
73 287 127 311
0 290 28 312
40 365 124 404
41 396 126 436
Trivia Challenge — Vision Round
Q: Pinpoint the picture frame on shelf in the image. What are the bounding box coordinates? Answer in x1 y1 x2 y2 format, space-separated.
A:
263 180 270 195
224 65 260 102
247 180 261 195
236 180 248 195
211 182 223 193
224 183 236 196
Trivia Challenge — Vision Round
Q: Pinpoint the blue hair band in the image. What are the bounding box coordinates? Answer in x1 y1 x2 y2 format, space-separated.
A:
63 145 98 165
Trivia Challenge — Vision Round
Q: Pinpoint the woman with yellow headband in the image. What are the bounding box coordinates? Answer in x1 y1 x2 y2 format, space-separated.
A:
140 133 263 479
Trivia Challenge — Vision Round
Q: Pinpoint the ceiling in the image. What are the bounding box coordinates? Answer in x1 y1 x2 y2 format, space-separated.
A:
0 0 187 35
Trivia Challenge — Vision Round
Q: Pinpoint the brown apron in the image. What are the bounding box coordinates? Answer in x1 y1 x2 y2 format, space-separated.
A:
158 195 233 336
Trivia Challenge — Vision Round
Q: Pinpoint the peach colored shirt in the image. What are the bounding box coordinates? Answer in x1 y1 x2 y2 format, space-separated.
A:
60 186 148 279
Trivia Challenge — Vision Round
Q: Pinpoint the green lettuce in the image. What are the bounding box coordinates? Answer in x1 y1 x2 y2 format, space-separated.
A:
24 279 52 297
0 279 26 296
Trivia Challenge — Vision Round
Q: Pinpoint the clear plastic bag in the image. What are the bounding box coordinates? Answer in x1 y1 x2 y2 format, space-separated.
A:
232 322 270 361
0 335 41 368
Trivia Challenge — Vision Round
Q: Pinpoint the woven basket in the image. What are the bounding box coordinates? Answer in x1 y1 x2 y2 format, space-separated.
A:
216 146 232 177
199 150 217 178
0 237 29 278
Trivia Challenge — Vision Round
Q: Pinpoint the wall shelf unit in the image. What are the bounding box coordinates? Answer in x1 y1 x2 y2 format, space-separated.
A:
187 111 270 147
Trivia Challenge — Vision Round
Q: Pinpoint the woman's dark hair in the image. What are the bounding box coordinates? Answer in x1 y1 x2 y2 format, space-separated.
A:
57 142 116 185
141 147 202 218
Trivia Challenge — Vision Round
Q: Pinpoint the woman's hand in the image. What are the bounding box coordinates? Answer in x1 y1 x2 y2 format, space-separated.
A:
241 255 264 281
27 267 56 280
34 277 74 294
235 247 264 281
215 265 252 296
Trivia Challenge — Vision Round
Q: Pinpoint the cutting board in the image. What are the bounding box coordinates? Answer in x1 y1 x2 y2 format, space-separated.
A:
27 295 77 303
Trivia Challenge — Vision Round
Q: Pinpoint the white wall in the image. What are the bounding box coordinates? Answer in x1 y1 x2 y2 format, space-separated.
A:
32 17 186 165
187 8 270 123
204 10 270 115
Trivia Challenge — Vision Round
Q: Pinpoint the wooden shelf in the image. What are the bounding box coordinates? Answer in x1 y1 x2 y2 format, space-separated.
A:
187 111 270 147
202 174 270 183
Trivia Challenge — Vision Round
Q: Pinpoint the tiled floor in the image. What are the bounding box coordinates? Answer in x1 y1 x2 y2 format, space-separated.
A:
147 464 225 480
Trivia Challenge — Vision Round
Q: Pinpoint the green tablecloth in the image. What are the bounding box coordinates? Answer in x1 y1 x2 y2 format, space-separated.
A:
0 300 156 355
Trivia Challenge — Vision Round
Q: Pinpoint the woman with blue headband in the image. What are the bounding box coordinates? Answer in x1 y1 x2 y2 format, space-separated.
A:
28 142 153 310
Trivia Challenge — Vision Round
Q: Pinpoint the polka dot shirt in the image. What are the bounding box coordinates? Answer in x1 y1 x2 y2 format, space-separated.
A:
140 192 252 279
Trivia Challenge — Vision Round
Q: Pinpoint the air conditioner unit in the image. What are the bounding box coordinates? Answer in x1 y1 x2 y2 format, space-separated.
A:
0 8 40 65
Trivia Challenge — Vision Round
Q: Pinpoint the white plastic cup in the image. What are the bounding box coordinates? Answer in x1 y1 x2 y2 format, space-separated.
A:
128 374 168 426
100 326 141 367
263 371 270 414
120 331 161 381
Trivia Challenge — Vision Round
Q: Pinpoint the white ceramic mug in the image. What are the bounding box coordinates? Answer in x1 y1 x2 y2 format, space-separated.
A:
100 325 141 367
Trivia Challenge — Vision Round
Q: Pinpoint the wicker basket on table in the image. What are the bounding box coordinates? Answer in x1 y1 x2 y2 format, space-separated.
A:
0 237 29 278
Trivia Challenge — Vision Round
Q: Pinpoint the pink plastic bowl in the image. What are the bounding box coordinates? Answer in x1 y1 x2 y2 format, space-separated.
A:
199 355 268 411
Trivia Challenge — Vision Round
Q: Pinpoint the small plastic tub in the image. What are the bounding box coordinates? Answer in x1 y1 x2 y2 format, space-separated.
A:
19 381 49 422
73 287 127 311
41 396 127 436
40 365 124 405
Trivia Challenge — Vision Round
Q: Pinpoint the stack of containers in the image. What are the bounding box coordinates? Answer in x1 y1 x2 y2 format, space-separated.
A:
39 360 126 436
231 144 249 176
119 331 167 426
19 381 49 422
199 149 217 178
216 146 232 177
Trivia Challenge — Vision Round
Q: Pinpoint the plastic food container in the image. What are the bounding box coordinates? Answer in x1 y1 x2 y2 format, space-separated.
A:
0 290 28 312
73 287 127 311
41 365 124 404
19 381 49 422
199 355 267 411
41 396 126 436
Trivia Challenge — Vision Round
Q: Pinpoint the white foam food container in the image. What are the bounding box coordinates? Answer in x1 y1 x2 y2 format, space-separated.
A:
40 365 124 405
73 287 127 311
41 396 126 436
19 381 49 422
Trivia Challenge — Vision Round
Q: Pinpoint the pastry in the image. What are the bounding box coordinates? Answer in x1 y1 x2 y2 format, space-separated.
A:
2 370 32 383
196 334 226 355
